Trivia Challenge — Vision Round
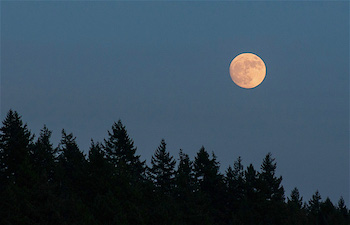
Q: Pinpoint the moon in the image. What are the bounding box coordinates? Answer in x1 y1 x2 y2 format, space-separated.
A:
229 53 266 89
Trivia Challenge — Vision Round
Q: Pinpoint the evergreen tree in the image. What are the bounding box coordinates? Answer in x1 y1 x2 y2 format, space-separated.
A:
320 197 337 225
87 140 120 224
0 110 37 224
286 187 307 225
150 139 176 194
337 196 349 219
175 149 194 198
104 120 145 182
32 125 56 182
287 187 303 209
103 120 147 224
55 130 90 224
148 139 177 225
193 147 224 225
0 109 34 186
224 157 245 224
241 164 260 224
87 140 113 195
56 129 87 193
337 196 349 225
259 152 284 202
258 153 285 225
308 190 322 225
174 149 196 224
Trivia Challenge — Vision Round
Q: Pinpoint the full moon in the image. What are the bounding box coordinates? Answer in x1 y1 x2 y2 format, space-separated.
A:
229 53 266 89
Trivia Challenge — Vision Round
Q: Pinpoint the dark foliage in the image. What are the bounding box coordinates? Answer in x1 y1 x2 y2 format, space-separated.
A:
0 110 349 225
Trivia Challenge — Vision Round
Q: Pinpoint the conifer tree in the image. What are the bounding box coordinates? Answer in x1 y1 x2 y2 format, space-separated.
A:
103 120 147 224
337 196 349 219
225 157 245 223
308 190 322 225
193 147 224 225
286 187 307 225
259 152 284 202
56 129 87 196
309 190 322 214
320 197 336 224
258 153 285 225
32 125 56 182
193 147 221 193
150 139 176 194
225 156 244 200
87 140 113 195
0 109 34 186
241 164 260 224
287 187 303 209
0 110 37 224
103 120 145 181
175 149 194 198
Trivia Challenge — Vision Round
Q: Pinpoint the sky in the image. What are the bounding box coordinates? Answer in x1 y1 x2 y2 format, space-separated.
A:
1 2 349 206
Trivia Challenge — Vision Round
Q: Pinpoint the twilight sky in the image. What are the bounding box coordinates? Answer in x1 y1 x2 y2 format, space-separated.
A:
1 2 349 205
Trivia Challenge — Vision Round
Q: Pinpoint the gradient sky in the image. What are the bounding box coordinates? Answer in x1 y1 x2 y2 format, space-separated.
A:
1 2 349 206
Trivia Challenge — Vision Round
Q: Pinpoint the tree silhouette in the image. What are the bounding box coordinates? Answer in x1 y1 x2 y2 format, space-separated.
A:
104 120 145 182
150 139 176 194
0 109 348 225
258 153 285 225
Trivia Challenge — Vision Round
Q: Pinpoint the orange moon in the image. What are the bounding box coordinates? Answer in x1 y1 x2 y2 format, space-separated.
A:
229 53 266 89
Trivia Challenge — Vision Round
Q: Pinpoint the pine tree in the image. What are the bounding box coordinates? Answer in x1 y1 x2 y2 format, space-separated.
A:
286 187 307 225
309 190 322 214
103 120 145 182
259 152 284 202
174 149 196 224
337 196 348 218
87 140 119 224
0 109 34 186
308 190 322 225
225 157 245 223
103 120 147 224
193 147 224 225
320 197 336 224
56 129 87 196
241 164 260 224
225 156 244 200
0 110 52 224
175 149 194 198
87 140 114 196
55 130 91 224
32 125 56 182
337 196 349 224
258 153 285 225
287 187 303 209
150 139 176 194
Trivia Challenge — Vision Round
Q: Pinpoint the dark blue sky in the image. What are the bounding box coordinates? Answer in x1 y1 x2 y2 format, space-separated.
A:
1 2 349 205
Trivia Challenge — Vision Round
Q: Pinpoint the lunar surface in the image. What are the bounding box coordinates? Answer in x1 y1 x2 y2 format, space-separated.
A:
229 53 266 89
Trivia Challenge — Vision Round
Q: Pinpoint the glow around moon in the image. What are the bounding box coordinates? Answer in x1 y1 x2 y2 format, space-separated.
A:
229 53 266 89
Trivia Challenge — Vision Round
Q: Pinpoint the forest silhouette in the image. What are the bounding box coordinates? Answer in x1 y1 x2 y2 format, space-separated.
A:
0 109 348 225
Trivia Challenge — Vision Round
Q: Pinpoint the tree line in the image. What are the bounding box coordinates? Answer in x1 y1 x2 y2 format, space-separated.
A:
0 109 348 225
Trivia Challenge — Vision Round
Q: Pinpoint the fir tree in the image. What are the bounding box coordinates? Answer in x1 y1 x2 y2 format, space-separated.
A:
103 120 145 182
32 125 56 182
258 153 285 225
308 190 322 225
225 157 245 223
0 109 34 186
259 152 284 202
193 146 224 225
286 187 307 225
175 149 194 198
150 139 176 194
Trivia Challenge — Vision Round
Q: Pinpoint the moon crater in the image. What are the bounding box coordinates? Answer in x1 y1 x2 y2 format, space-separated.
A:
229 53 266 89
